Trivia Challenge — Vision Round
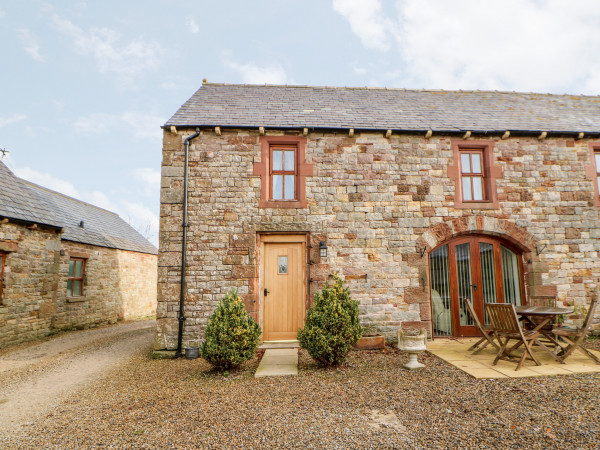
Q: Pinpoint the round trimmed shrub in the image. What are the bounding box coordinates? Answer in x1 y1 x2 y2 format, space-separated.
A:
298 274 363 366
200 290 261 370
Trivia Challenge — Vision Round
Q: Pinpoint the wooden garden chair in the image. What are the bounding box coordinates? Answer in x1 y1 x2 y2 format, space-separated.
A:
552 297 600 364
526 295 560 347
485 303 542 371
464 298 499 354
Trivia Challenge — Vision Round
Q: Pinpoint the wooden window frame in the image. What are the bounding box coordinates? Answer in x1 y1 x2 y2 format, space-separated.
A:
0 252 6 305
67 257 86 297
269 145 298 201
585 142 600 207
460 150 486 202
253 135 313 209
448 140 501 209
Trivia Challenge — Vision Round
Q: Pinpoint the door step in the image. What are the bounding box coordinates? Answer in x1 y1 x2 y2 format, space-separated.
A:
255 348 298 377
259 340 300 349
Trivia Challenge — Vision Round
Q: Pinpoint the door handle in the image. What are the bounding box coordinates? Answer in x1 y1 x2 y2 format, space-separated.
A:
264 288 269 297
471 284 477 291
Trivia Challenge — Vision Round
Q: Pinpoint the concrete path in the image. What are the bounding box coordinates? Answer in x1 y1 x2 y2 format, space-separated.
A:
255 348 298 377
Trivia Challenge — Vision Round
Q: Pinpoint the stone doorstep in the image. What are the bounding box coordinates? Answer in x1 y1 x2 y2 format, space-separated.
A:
259 340 300 349
255 348 298 378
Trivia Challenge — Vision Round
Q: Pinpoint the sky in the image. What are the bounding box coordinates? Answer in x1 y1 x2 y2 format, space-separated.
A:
1 0 600 246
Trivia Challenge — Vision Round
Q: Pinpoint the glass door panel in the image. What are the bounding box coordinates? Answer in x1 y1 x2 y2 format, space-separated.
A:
501 245 522 306
455 243 473 327
430 245 452 336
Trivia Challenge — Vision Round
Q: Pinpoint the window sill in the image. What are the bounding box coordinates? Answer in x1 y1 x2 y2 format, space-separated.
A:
67 296 85 303
453 201 499 210
259 199 308 209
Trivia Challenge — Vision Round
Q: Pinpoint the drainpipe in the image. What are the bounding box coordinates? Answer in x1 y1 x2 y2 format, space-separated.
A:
175 127 200 359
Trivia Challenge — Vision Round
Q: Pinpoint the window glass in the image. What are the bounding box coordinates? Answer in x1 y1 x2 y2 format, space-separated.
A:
73 280 81 297
272 175 283 199
598 176 600 191
462 177 472 201
67 279 72 297
472 177 483 201
472 153 482 173
461 153 471 173
278 256 288 274
272 151 282 171
284 151 295 171
284 175 295 199
595 152 600 170
75 260 82 277
68 260 75 277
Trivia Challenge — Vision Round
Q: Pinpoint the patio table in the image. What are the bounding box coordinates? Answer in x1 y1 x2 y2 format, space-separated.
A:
515 305 573 362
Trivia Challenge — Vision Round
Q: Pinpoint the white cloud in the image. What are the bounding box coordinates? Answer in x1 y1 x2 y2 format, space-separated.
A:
391 0 600 94
0 9 5 19
333 0 393 51
51 14 162 83
186 16 199 34
15 167 80 198
17 28 43 61
121 200 159 245
72 112 163 141
222 53 288 84
0 114 26 128
131 167 161 197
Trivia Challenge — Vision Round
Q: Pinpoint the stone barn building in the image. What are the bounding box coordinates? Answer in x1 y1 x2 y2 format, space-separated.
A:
155 82 600 350
0 161 158 348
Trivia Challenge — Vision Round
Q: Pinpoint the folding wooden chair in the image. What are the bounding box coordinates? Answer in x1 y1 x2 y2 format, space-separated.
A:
527 295 558 329
464 298 499 354
552 297 600 364
485 303 542 371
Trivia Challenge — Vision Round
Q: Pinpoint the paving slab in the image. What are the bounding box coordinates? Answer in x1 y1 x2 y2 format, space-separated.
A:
255 348 298 378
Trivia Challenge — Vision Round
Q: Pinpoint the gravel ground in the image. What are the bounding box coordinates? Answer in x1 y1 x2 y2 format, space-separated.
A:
1 337 599 449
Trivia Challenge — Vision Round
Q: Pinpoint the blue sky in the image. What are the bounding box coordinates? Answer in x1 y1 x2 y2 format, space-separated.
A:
1 0 600 246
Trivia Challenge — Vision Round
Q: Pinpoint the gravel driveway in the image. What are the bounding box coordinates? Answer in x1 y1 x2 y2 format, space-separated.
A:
1 334 599 449
0 320 155 442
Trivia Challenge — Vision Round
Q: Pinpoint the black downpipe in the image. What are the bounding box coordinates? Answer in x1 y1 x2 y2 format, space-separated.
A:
175 128 200 358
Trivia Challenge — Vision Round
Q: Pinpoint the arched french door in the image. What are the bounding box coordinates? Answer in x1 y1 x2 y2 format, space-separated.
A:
429 235 524 337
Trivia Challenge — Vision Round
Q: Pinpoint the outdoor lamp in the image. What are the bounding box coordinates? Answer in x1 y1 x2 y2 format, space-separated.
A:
319 241 327 258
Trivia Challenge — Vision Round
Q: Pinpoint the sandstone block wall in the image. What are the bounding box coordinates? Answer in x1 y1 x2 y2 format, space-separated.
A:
0 222 158 348
156 129 600 350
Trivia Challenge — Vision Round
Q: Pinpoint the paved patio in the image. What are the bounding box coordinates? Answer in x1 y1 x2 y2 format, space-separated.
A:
428 337 600 378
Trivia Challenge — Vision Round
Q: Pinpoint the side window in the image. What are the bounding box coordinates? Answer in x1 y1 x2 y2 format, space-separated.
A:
595 151 600 199
585 143 600 207
270 146 297 200
67 258 85 297
0 252 6 305
449 140 500 209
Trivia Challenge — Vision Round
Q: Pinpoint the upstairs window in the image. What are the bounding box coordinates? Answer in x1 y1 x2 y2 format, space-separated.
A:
67 258 85 297
270 146 296 200
0 252 6 304
460 150 485 202
253 135 312 208
449 140 501 209
596 151 600 197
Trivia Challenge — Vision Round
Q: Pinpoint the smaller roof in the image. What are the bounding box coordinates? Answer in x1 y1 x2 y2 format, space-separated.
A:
0 160 157 255
0 160 59 228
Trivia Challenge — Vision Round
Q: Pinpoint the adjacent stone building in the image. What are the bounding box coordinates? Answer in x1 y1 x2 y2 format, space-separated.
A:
155 82 600 350
0 161 158 348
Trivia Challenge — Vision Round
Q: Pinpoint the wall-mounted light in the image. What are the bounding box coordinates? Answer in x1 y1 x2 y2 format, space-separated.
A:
319 241 328 258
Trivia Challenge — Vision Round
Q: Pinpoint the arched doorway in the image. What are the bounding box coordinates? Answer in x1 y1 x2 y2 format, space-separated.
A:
429 235 524 337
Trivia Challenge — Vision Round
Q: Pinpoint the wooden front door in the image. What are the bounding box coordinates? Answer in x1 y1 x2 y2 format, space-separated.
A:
429 236 524 337
261 235 306 341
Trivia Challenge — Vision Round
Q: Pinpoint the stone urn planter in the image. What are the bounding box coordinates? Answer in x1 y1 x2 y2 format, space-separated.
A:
397 329 427 370
354 333 385 350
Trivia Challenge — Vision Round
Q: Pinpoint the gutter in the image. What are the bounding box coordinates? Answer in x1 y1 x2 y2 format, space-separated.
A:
175 127 200 359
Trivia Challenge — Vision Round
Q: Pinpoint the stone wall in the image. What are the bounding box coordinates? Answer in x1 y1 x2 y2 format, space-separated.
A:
156 129 600 349
0 222 158 348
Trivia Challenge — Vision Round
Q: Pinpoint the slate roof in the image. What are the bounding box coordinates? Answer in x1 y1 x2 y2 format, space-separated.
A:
165 83 600 134
0 161 157 255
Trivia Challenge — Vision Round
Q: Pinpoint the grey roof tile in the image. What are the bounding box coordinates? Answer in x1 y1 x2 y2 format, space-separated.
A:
165 83 600 133
0 161 156 255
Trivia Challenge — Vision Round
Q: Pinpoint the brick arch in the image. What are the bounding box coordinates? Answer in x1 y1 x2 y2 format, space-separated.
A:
417 216 537 255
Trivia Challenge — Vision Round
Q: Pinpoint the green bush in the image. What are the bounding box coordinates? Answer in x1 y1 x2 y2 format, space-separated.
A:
298 274 363 366
200 290 261 370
